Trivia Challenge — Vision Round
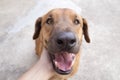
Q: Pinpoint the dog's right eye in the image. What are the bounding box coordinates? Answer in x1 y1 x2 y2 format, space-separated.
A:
46 17 54 25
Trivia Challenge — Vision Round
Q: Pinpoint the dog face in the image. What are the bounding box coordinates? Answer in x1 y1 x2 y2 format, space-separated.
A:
33 8 90 75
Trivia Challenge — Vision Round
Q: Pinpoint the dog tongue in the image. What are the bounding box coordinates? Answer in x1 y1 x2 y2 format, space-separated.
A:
54 52 75 71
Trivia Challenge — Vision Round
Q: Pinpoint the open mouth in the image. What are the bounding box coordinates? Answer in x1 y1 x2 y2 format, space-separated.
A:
50 52 75 75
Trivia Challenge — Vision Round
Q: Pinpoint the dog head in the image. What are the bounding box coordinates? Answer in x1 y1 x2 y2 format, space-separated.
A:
33 8 90 75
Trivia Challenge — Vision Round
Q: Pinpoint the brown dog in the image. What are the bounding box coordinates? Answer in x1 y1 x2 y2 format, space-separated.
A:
33 8 90 80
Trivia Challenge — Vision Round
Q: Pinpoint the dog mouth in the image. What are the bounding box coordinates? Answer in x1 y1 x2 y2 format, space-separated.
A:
50 52 75 75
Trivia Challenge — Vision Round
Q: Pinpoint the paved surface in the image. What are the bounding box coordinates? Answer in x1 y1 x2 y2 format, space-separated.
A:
0 0 120 80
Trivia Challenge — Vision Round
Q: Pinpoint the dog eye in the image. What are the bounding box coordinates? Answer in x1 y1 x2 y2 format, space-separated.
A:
46 17 53 24
74 19 80 25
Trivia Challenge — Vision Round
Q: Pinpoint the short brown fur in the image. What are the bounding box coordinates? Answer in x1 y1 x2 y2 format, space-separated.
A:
33 8 90 80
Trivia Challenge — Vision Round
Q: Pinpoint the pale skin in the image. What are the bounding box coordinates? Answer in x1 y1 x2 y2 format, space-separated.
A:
18 48 54 80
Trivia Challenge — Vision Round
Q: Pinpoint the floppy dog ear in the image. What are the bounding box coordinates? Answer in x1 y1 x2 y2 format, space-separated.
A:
33 17 42 40
82 18 90 43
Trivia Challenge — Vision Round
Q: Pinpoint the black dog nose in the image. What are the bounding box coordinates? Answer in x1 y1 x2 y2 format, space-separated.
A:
56 32 76 49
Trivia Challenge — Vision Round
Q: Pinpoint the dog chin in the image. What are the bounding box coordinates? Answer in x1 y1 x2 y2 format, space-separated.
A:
50 52 75 75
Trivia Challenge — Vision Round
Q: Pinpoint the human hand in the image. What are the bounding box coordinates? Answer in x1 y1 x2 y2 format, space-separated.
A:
18 48 54 80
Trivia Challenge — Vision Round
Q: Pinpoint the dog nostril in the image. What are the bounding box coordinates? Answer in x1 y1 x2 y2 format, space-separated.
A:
57 39 63 45
70 39 76 44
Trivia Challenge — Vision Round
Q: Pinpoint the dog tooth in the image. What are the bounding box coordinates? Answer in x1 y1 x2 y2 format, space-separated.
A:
71 57 75 67
72 54 75 56
54 60 58 66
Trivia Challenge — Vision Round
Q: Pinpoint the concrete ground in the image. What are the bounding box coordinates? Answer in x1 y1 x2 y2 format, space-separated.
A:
0 0 120 80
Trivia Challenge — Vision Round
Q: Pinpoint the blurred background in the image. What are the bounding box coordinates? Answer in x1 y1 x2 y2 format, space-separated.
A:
0 0 120 80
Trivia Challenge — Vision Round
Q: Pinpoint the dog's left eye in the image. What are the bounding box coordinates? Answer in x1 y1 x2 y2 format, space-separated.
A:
74 19 80 25
46 17 54 25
